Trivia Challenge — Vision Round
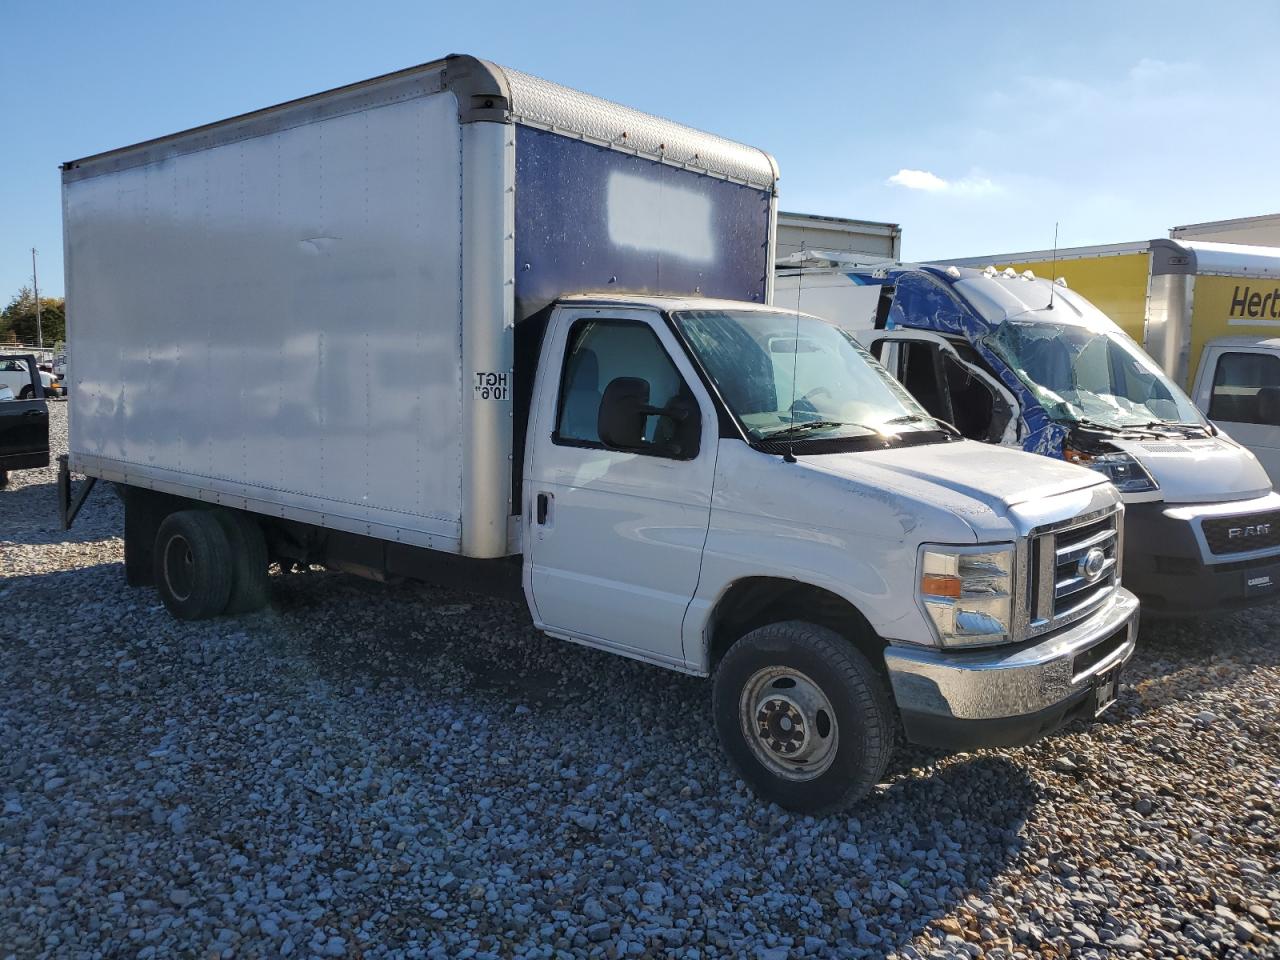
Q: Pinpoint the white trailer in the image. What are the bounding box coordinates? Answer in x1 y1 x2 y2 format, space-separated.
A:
775 211 901 267
1170 213 1280 248
62 55 1137 812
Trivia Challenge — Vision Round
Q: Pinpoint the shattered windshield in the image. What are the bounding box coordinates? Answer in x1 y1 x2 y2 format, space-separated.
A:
986 320 1205 431
673 309 941 444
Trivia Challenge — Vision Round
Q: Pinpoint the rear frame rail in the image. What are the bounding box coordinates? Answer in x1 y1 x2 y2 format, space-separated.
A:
57 454 97 530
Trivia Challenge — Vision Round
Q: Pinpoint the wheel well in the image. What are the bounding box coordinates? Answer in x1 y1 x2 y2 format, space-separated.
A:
706 578 888 675
120 486 278 587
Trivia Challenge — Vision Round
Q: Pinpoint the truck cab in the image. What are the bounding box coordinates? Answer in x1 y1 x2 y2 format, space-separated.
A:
776 264 1280 616
523 295 1137 809
1191 335 1280 483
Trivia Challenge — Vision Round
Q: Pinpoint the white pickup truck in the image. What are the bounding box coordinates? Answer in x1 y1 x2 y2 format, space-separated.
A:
60 55 1137 812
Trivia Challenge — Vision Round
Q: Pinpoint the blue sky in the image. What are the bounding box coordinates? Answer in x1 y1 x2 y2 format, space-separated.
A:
3 0 1278 298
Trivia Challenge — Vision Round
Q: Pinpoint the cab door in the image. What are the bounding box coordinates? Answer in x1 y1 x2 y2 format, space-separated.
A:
524 306 718 670
1195 345 1280 483
868 331 1016 443
0 355 50 473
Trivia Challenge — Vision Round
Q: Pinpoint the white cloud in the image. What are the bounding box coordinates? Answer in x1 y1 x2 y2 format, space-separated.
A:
887 168 998 196
887 168 948 192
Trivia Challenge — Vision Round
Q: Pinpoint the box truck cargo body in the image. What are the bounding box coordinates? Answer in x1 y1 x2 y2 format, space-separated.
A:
63 56 1137 811
775 211 901 267
63 57 775 560
1171 213 1280 248
778 253 1280 615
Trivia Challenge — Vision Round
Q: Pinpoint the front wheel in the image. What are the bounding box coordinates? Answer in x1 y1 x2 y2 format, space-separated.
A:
712 621 894 814
18 386 33 400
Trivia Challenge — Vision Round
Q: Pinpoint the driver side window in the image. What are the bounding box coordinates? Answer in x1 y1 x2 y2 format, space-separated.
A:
555 319 689 449
1209 351 1280 425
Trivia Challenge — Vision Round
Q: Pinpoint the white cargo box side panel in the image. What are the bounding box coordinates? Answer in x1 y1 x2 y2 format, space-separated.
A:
66 91 465 550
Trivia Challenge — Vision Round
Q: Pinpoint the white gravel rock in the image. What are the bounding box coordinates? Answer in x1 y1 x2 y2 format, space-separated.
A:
1 404 1278 959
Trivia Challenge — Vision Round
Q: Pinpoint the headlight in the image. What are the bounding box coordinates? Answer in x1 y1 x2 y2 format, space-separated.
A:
1064 446 1158 493
919 546 1015 647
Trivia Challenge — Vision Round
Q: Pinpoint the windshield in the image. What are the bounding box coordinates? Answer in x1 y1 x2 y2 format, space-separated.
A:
985 320 1205 430
673 309 938 443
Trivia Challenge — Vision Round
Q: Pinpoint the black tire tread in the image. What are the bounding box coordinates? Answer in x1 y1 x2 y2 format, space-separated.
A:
153 510 234 620
712 620 895 815
212 509 270 615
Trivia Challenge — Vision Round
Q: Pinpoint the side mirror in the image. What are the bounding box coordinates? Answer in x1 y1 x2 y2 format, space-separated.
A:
0 386 13 402
598 377 700 458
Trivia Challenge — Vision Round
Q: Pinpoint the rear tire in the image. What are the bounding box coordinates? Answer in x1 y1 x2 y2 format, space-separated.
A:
712 620 894 814
153 510 233 620
18 386 33 400
212 509 270 614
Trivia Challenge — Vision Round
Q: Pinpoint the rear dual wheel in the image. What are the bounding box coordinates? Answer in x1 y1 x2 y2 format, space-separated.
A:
153 509 269 620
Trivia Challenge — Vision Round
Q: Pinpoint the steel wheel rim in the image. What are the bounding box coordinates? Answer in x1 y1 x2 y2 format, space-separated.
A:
163 534 195 602
739 665 839 781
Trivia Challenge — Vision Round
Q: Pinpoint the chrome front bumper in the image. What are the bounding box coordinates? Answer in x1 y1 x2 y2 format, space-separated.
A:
884 588 1139 748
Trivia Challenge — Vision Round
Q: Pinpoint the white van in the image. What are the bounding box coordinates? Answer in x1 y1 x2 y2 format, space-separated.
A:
777 262 1280 617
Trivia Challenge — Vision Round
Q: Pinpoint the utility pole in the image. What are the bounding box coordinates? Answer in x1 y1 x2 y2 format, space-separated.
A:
31 248 43 349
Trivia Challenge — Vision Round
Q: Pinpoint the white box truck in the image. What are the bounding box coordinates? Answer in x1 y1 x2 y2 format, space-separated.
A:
775 211 902 266
777 249 1280 617
1171 213 1280 248
61 55 1137 812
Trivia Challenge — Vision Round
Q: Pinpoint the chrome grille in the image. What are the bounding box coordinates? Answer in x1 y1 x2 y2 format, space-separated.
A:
1024 507 1122 638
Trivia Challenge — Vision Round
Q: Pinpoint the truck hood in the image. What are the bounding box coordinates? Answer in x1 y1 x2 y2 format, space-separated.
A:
806 439 1108 513
1111 435 1273 504
711 438 1112 548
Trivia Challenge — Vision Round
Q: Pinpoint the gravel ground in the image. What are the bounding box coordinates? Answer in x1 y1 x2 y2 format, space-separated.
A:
1 403 1277 960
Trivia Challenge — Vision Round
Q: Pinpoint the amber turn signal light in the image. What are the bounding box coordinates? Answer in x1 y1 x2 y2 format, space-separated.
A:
920 574 963 598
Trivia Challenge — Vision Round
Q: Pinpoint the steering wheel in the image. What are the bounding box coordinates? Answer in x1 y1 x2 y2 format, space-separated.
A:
789 386 833 415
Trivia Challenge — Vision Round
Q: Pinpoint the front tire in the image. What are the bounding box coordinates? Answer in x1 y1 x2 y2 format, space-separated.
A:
712 621 894 814
153 510 234 620
18 386 33 400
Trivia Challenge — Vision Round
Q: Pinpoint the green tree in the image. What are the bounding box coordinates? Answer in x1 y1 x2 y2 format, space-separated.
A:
0 286 66 346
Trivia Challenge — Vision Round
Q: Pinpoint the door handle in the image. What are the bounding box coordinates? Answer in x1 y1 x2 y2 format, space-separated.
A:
536 492 551 525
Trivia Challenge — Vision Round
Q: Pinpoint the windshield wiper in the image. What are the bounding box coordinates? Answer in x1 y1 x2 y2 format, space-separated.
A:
883 413 964 438
1064 417 1212 439
760 420 877 440
1137 419 1211 434
1064 417 1158 436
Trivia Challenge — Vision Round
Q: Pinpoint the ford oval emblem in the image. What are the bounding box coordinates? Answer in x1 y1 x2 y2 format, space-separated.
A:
1078 547 1107 582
